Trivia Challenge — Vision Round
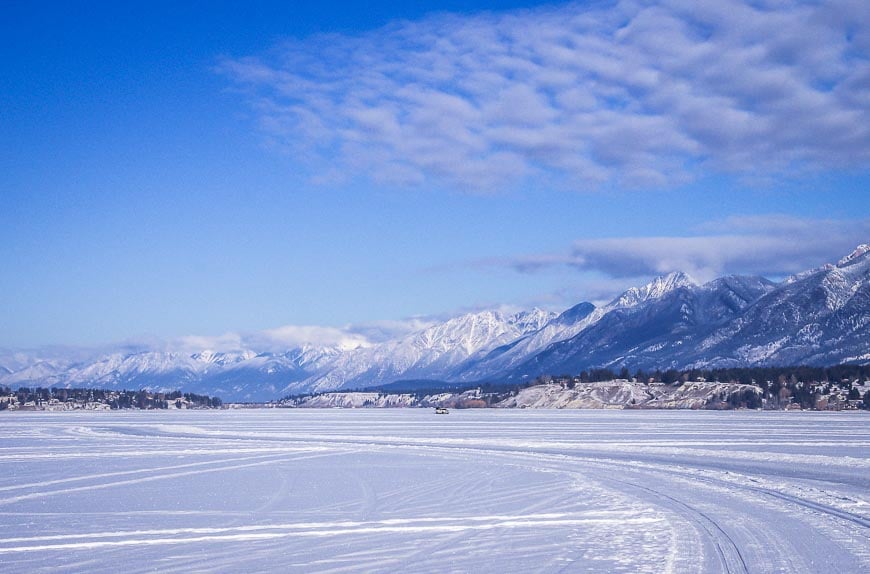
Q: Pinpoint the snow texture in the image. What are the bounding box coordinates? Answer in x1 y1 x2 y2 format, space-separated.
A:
0 410 866 573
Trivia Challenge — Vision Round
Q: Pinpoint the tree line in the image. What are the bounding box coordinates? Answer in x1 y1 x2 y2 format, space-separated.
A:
284 363 870 410
540 363 870 387
0 387 222 410
520 363 870 410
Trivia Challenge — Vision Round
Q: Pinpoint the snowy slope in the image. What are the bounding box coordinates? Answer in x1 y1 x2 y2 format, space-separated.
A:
693 243 870 367
290 308 556 393
505 273 777 380
494 381 763 409
509 248 867 379
1 246 867 400
450 302 597 382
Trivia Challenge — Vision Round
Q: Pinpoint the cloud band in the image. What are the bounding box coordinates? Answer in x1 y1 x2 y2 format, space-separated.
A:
220 0 870 191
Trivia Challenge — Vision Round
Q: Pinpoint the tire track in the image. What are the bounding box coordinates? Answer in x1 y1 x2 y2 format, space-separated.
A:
604 476 749 574
0 450 347 506
265 435 866 573
3 412 866 573
0 513 658 554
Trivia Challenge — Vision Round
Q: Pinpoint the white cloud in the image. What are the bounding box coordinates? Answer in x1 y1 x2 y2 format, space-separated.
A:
176 332 246 354
502 215 870 283
163 317 440 355
219 0 870 191
249 325 371 351
343 318 439 343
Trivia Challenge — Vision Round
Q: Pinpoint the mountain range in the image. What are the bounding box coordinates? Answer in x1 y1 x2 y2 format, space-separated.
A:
2 245 868 401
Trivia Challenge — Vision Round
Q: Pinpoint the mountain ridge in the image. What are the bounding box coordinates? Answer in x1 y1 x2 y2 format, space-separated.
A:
2 245 867 401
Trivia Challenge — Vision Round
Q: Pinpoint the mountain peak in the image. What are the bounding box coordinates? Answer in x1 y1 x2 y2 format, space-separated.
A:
407 307 554 356
658 271 697 289
612 271 697 308
510 308 556 331
837 244 870 268
555 301 596 325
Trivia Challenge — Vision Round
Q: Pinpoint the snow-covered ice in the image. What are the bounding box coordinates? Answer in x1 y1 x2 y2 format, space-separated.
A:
0 410 867 573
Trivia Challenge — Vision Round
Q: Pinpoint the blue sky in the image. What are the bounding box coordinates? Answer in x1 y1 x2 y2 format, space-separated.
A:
2 0 868 350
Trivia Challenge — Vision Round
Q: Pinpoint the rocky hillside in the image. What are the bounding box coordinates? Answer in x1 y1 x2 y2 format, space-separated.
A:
494 381 761 410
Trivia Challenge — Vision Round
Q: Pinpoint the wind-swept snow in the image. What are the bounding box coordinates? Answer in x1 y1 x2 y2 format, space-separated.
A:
0 410 866 573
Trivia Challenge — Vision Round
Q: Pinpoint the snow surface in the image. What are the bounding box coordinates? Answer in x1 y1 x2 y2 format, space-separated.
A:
0 410 867 573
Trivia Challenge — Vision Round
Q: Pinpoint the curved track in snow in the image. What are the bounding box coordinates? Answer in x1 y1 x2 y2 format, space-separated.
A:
0 410 866 573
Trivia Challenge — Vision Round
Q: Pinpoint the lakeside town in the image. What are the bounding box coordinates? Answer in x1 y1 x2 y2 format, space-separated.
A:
0 387 222 411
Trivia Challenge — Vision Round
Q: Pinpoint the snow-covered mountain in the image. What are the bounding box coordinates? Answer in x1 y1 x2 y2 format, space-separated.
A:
449 302 596 382
1 245 867 401
289 308 556 394
503 273 776 380
690 243 870 367
503 246 868 381
447 274 711 382
0 309 557 401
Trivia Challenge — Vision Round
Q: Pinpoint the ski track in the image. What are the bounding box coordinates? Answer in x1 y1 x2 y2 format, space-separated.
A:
0 410 866 573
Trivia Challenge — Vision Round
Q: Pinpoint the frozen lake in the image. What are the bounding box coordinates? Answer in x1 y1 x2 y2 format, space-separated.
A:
0 409 867 573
